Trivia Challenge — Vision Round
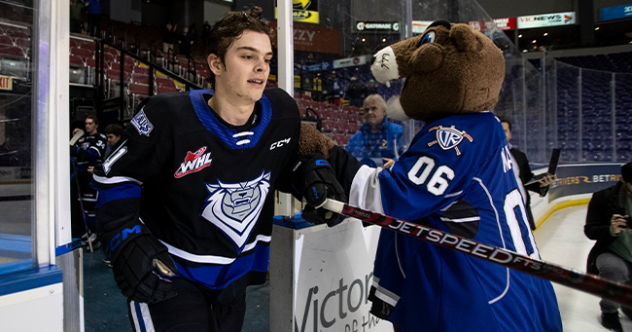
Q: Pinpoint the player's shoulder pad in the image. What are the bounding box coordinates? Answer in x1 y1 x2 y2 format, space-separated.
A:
263 88 300 120
128 92 191 138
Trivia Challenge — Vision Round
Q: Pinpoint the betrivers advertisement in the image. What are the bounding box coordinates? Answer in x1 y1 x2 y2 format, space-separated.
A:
293 221 393 332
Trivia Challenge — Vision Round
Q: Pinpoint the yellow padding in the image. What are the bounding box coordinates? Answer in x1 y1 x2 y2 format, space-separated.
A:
534 198 591 230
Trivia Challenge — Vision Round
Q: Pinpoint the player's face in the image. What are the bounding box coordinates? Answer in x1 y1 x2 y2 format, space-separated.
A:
85 119 97 135
362 100 386 127
106 134 120 146
502 122 512 142
211 30 272 105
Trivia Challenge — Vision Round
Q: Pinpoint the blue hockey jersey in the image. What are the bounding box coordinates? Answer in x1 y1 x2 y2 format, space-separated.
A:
348 112 562 331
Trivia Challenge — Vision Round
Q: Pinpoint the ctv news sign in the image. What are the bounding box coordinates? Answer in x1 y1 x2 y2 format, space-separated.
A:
518 12 576 29
600 3 632 21
356 21 400 32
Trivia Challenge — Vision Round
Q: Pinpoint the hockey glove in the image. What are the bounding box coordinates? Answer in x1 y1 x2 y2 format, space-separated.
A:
290 154 347 227
100 214 178 304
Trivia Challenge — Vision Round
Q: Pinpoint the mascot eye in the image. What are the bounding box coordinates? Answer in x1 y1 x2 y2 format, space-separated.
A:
419 31 436 46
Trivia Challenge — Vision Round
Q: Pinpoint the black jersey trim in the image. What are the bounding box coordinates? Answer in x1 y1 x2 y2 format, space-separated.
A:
189 89 272 150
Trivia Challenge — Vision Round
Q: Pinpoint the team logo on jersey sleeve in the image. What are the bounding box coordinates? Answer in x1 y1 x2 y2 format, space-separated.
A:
200 171 271 249
131 108 154 136
174 146 213 178
427 125 473 156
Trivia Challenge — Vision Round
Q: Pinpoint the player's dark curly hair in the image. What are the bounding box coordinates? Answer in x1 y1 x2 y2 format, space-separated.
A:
206 6 274 90
622 162 632 183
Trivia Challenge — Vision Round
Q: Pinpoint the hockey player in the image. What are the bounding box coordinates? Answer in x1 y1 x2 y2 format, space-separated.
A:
71 115 106 241
294 21 562 331
92 7 343 331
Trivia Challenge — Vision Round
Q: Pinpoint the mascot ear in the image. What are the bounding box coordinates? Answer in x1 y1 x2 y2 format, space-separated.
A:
449 24 483 53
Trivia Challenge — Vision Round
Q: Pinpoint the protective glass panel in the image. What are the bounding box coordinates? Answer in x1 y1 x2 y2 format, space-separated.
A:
0 0 35 271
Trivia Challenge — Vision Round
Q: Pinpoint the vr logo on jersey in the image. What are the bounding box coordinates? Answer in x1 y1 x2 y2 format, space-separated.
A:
427 125 473 156
200 171 271 249
131 108 154 136
174 146 213 178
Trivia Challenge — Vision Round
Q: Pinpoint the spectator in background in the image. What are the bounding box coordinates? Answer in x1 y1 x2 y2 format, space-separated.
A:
85 0 101 37
346 94 403 168
584 162 632 332
162 22 177 54
70 115 106 244
69 0 84 34
499 116 556 230
177 26 194 57
202 20 212 54
365 79 379 95
323 71 342 106
104 123 123 157
346 76 365 107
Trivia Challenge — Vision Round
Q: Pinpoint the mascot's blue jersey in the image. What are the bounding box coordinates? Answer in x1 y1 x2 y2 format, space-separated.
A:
92 89 300 304
347 112 562 332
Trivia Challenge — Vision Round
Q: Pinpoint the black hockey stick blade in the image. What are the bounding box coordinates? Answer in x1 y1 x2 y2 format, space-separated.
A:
322 198 632 306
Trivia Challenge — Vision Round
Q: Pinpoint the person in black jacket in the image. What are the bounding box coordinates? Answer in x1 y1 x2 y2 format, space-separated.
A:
585 161 632 332
499 117 556 230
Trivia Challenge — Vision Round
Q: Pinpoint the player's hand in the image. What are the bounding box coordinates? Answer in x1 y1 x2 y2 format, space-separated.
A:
87 166 94 174
538 174 557 187
100 215 178 304
290 154 347 227
382 158 395 169
610 214 628 235
72 128 80 137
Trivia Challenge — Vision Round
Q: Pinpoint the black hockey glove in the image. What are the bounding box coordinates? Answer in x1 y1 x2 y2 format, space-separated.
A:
290 154 347 227
100 214 178 304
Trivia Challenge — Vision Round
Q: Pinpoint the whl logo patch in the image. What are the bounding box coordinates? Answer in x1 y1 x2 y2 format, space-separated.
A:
174 146 213 178
427 125 473 156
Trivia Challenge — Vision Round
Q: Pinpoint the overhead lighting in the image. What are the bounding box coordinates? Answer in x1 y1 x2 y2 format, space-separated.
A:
362 38 366 42
532 40 537 43
543 33 548 36
382 38 386 42
518 34 522 38
595 27 600 31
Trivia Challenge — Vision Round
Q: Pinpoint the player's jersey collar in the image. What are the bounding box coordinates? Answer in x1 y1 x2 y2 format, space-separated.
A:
189 89 272 149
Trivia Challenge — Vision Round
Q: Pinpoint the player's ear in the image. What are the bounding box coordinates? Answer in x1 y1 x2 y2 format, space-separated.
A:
208 54 223 74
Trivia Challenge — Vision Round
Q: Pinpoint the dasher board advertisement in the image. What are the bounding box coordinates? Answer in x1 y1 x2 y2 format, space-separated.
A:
294 220 394 332
518 12 576 29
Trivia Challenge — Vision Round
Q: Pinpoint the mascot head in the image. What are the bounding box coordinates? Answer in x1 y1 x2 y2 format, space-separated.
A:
371 20 505 123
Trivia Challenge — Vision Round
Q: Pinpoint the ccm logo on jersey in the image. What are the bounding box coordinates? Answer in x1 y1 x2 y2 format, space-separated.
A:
270 137 291 150
427 125 473 156
174 146 213 178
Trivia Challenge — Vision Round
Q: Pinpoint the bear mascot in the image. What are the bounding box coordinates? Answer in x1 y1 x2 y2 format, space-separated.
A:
294 20 563 332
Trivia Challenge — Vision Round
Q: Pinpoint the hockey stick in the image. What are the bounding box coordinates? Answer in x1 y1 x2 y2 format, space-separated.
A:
71 157 94 252
322 198 632 306
70 129 84 146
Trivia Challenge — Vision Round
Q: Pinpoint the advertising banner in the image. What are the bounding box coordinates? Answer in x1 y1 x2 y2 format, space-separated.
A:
356 21 400 32
275 0 320 24
270 21 340 54
518 12 576 29
412 20 433 34
333 55 369 69
293 220 393 332
548 163 623 201
600 3 632 21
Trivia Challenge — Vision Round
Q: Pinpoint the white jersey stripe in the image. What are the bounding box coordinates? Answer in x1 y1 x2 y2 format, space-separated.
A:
160 234 272 264
439 216 481 223
93 174 143 185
